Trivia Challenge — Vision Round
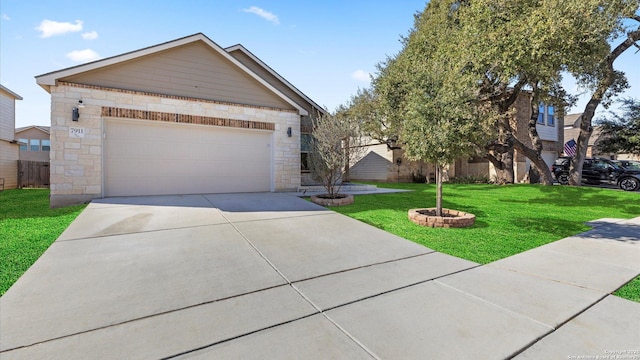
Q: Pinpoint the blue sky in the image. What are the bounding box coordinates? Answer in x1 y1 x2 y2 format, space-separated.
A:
1 1 638 128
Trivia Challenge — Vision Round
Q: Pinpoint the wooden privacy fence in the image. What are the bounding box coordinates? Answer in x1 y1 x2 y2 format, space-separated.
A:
18 161 50 188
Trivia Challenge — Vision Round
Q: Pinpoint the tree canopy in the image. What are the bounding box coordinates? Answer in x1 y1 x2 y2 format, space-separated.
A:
367 0 639 186
596 98 640 156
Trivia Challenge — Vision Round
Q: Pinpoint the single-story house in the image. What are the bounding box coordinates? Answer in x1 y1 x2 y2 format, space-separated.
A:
15 125 51 162
36 33 325 207
0 84 23 190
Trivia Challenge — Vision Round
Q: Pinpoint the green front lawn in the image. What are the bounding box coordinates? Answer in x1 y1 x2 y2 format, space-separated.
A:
614 276 640 302
333 183 639 263
0 189 86 296
331 183 640 302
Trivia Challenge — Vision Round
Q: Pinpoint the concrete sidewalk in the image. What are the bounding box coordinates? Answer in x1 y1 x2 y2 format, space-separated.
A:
1 193 638 359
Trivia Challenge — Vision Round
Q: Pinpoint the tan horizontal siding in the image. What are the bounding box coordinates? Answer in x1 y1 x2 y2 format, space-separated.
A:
0 95 16 142
229 50 313 113
0 141 18 189
350 144 392 181
62 82 297 114
63 42 293 110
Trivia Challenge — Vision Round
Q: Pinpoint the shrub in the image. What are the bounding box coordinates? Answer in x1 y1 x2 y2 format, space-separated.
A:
449 175 491 184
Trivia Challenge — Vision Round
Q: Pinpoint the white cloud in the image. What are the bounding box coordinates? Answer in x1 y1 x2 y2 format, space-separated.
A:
351 70 371 82
81 31 98 40
35 19 83 38
2 14 10 21
66 49 100 62
242 6 279 25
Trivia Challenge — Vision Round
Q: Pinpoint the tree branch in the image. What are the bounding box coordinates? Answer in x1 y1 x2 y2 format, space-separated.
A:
571 24 640 185
484 152 505 170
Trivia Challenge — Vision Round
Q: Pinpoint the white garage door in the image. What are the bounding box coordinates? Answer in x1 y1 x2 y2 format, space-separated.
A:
104 118 272 197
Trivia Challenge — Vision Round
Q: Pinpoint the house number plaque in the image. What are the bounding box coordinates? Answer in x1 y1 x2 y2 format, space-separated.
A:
69 127 85 138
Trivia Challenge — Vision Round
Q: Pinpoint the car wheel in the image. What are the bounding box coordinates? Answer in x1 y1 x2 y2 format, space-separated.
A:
556 172 570 185
618 177 640 191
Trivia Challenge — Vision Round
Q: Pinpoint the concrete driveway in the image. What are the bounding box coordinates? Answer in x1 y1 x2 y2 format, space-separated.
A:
1 193 639 359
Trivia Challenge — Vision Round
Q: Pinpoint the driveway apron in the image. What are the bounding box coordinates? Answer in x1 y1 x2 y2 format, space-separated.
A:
1 193 638 359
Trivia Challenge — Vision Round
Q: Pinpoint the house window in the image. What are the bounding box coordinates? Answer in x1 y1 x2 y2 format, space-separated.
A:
537 104 545 124
301 133 312 172
18 138 28 151
547 105 555 126
30 139 40 151
41 139 51 152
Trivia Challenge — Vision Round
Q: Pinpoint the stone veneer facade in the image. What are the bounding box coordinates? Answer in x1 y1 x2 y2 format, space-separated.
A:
49 82 301 207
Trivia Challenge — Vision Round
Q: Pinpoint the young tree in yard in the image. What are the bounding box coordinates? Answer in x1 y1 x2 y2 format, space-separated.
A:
374 0 494 216
308 112 365 199
596 98 640 156
402 82 492 216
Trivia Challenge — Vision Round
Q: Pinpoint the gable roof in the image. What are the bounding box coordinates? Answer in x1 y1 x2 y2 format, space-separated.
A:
225 44 326 115
35 33 309 116
563 113 603 146
564 125 603 147
564 113 583 128
16 125 50 135
0 84 23 100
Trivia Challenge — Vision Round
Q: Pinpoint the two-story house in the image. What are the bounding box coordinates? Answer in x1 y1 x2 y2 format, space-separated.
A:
349 92 564 183
15 126 51 162
0 85 23 190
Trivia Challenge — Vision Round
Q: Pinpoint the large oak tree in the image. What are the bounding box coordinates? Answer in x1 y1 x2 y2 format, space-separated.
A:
369 0 639 189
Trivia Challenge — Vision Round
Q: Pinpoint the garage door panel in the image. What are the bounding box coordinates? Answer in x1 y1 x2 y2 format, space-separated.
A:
107 175 270 196
105 119 272 196
106 139 269 160
107 161 270 179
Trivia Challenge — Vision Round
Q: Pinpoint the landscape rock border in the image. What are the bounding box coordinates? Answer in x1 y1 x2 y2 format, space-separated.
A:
408 208 475 228
311 194 354 206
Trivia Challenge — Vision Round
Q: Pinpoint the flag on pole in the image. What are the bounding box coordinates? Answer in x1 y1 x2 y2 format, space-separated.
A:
564 139 577 157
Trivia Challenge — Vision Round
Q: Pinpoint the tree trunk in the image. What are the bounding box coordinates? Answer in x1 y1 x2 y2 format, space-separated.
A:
436 164 443 217
344 137 350 182
515 89 553 185
512 137 553 185
570 26 640 185
485 152 505 171
497 150 514 184
482 80 527 183
485 151 515 184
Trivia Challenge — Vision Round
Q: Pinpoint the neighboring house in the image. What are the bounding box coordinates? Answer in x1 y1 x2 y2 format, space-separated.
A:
563 113 638 161
563 113 605 158
36 33 325 207
350 141 434 183
453 93 564 182
15 125 51 162
0 85 22 190
350 92 564 183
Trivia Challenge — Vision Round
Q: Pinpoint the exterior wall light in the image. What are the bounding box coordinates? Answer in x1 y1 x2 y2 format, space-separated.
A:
72 100 84 121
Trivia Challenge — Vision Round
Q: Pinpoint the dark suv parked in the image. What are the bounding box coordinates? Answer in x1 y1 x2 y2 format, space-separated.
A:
613 160 640 171
551 157 640 191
